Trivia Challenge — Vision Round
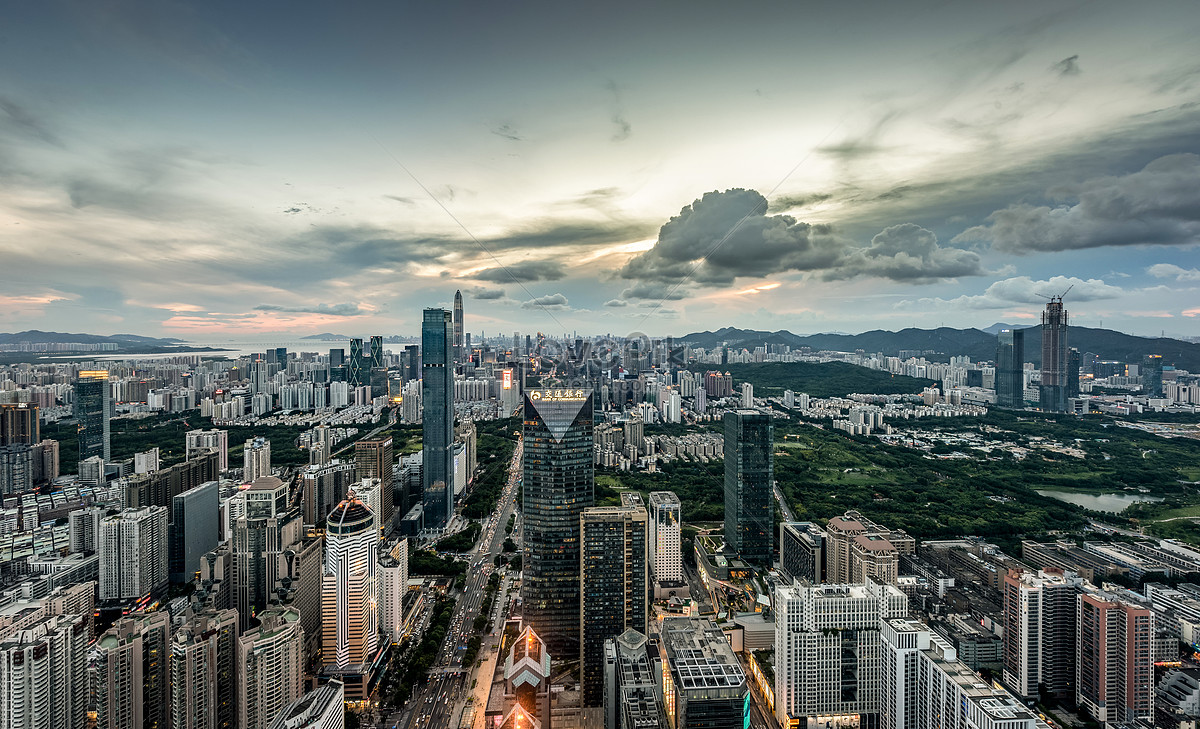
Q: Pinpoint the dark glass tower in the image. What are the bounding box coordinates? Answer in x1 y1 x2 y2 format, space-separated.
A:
723 410 773 567
521 388 594 659
349 338 366 388
422 308 455 528
1143 354 1164 398
453 290 464 364
370 335 383 368
579 493 647 706
995 328 1025 408
75 370 110 463
1040 298 1069 412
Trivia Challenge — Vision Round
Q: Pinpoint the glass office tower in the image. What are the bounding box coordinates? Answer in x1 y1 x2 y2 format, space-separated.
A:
995 328 1025 408
75 370 110 463
422 309 455 529
723 410 773 567
521 388 594 659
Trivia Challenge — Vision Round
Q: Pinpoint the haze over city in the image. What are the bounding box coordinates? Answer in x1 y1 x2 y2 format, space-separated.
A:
2 1 1199 338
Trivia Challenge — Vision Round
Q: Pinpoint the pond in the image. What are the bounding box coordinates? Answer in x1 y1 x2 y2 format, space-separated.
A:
1035 489 1163 513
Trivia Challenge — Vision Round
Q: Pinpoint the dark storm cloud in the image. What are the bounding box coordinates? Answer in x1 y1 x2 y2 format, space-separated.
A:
618 189 984 298
467 287 506 300
955 153 1200 253
767 192 833 212
255 303 365 316
826 224 985 284
473 260 565 283
1052 54 1081 77
521 293 569 310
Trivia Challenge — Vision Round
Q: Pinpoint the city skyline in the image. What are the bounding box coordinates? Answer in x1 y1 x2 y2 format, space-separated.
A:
2 2 1199 339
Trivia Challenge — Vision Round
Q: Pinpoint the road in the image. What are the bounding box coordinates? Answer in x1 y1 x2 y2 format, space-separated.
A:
384 437 524 729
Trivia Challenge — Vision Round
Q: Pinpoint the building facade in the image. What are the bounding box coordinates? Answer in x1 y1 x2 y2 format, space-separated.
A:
723 410 774 567
422 308 456 529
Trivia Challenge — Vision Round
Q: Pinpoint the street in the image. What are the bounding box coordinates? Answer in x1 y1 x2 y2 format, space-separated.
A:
383 437 524 729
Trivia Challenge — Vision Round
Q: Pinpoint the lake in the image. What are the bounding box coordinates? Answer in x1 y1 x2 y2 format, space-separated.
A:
1035 489 1163 513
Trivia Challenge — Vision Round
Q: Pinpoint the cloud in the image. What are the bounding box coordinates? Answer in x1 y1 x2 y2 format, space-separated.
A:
1147 263 1200 282
254 303 365 316
473 260 565 283
954 154 1200 253
824 224 986 283
620 189 984 295
0 96 60 146
605 81 631 142
521 293 569 310
603 299 628 308
490 124 523 142
467 286 506 300
1052 54 1081 77
898 276 1125 310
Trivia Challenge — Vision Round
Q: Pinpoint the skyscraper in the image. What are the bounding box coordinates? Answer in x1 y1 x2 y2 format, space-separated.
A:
267 679 345 729
995 328 1025 408
186 428 229 472
422 308 455 529
99 506 169 602
91 611 172 729
1040 297 1070 412
0 403 39 446
1002 568 1082 702
660 615 748 729
233 476 302 631
378 538 409 643
521 388 594 659
355 437 394 526
322 497 378 669
170 480 220 584
648 491 683 592
0 614 89 729
1076 592 1154 724
237 607 304 729
243 437 271 481
170 608 238 729
75 370 110 463
780 521 827 584
723 410 773 566
453 289 464 364
579 493 648 706
1143 354 1164 397
348 338 366 388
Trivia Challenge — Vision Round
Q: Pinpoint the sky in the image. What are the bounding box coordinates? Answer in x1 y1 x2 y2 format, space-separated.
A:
1 1 1199 341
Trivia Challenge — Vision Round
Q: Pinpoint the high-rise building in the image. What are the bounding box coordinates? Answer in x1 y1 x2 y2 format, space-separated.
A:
422 308 455 529
237 607 305 729
579 493 648 706
370 335 383 368
169 608 238 729
122 450 219 510
244 437 272 482
1002 568 1083 701
0 444 33 495
0 614 89 729
521 388 595 659
824 511 914 585
723 410 773 567
603 628 666 729
75 370 110 464
660 615 748 729
322 497 378 669
267 679 345 729
1076 592 1154 725
648 491 683 591
69 506 103 553
995 328 1026 408
1144 354 1164 398
99 506 169 602
233 476 302 631
780 521 827 584
91 611 171 729
348 338 366 389
774 581 908 727
0 403 39 446
378 538 408 643
355 437 394 526
170 480 220 584
186 429 229 472
453 289 465 364
880 617 1048 729
1040 297 1070 412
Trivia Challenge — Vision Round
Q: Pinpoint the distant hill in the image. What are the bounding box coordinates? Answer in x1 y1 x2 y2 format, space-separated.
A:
300 333 352 340
689 361 936 397
681 326 1200 371
0 330 181 345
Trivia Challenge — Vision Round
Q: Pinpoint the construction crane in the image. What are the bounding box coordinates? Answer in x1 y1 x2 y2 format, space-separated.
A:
1035 283 1074 301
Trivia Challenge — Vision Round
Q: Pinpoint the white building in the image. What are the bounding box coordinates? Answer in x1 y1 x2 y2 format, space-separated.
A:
186 429 229 471
268 678 345 729
243 437 271 481
0 614 90 729
775 581 908 727
99 506 169 602
378 539 409 643
133 447 160 474
741 382 754 408
238 607 305 729
648 491 682 588
322 498 378 669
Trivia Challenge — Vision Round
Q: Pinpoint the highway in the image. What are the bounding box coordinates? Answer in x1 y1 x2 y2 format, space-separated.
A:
385 437 524 729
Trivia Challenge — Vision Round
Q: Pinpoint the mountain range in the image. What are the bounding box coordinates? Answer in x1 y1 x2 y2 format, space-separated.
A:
0 330 182 346
679 325 1200 371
